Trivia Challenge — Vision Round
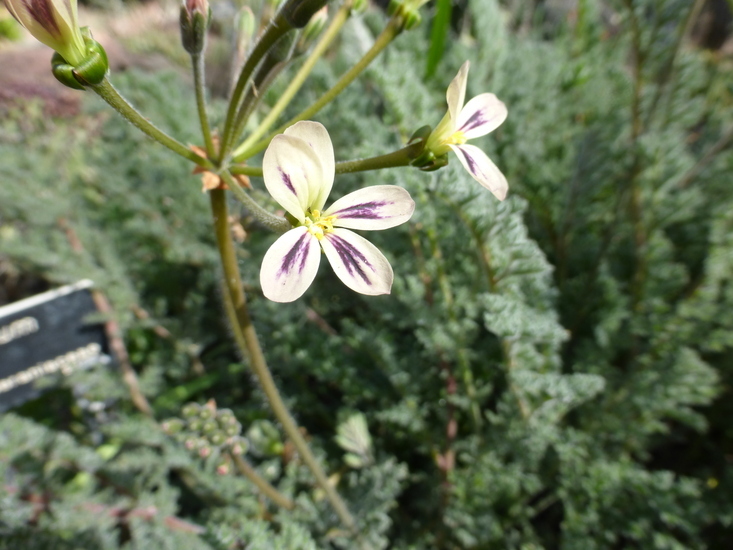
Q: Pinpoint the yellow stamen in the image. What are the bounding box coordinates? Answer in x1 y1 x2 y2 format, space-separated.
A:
304 209 335 241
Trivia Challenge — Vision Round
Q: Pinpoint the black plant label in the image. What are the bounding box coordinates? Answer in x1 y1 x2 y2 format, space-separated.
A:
0 280 110 411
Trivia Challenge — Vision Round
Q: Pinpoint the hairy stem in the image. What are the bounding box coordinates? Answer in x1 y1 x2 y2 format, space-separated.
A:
234 16 403 161
230 452 295 510
90 78 212 169
191 53 216 157
209 189 356 532
233 1 353 159
220 14 292 159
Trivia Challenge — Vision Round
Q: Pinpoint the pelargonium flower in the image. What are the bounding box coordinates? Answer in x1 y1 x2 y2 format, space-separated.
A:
425 60 508 200
260 121 415 303
4 0 87 66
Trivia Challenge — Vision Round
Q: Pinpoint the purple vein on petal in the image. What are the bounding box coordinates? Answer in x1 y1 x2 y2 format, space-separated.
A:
330 201 392 220
459 109 489 134
328 234 374 285
278 232 311 278
24 0 61 35
278 167 296 195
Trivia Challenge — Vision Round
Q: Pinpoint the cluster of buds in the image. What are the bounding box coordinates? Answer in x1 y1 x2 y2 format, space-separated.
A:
4 0 108 89
162 400 248 475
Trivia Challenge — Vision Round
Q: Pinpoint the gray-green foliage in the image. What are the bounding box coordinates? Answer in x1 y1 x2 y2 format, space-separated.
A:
1 0 732 547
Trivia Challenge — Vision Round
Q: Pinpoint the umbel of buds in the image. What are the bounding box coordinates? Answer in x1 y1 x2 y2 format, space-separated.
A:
180 0 211 55
4 0 108 89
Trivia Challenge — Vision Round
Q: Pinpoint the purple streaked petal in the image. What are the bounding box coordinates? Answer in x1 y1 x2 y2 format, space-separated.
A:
447 61 470 128
260 227 321 302
450 144 508 201
321 229 393 296
284 121 334 211
263 134 324 222
457 93 508 139
325 186 415 231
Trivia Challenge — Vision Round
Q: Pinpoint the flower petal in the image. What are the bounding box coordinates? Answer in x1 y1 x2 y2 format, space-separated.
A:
263 134 323 222
321 229 393 296
450 144 508 201
284 121 335 211
446 61 469 129
325 185 415 231
457 93 508 139
260 227 321 302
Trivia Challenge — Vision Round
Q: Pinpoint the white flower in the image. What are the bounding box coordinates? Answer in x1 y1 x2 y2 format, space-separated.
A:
260 121 416 303
425 61 509 200
4 0 87 66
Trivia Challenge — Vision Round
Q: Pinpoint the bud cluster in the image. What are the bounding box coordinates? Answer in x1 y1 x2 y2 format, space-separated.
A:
162 401 248 475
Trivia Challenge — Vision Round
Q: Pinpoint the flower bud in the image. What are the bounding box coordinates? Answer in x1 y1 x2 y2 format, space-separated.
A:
161 418 185 435
280 0 328 29
180 0 210 55
301 6 327 44
182 402 201 418
388 0 429 30
5 0 87 66
209 431 227 446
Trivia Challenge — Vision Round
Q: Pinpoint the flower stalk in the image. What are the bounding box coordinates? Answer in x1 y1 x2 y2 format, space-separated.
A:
209 188 356 533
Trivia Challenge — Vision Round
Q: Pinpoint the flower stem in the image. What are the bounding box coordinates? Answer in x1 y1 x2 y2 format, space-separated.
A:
209 189 356 532
232 1 353 159
219 171 291 233
334 143 418 173
90 78 212 169
191 53 216 157
234 16 403 162
229 452 295 510
220 13 293 159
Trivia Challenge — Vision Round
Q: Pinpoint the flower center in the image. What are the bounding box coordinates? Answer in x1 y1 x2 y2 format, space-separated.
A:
444 130 467 147
304 210 335 241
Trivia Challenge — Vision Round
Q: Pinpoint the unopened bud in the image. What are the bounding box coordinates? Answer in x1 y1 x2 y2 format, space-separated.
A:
209 431 227 446
182 402 201 418
229 436 249 455
388 0 429 30
161 418 185 435
201 420 218 435
180 0 211 55
216 462 230 475
301 6 328 44
280 0 328 29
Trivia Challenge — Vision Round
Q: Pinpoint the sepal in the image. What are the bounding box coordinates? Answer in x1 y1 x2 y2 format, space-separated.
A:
51 31 108 90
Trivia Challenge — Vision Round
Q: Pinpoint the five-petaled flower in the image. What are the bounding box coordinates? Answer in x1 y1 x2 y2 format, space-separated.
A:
425 60 509 200
260 121 415 303
4 0 87 66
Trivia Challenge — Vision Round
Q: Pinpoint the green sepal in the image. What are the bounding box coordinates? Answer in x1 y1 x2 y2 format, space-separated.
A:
180 5 211 55
285 212 300 228
281 0 328 28
410 149 449 172
51 32 109 90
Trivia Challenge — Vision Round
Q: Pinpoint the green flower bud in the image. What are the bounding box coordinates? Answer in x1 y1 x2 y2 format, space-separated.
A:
198 406 215 420
161 418 185 435
182 402 202 418
180 0 210 55
300 5 327 44
5 0 87 66
209 431 227 446
229 436 249 455
387 0 429 30
351 0 368 14
216 409 237 426
187 418 203 432
201 420 218 435
280 0 328 29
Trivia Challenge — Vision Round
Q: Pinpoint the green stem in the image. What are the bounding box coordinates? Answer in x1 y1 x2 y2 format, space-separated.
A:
234 16 403 162
230 165 264 177
232 1 353 159
335 144 417 173
230 452 295 510
219 171 291 233
90 78 212 169
230 144 417 178
220 14 293 159
192 53 216 157
209 189 356 532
